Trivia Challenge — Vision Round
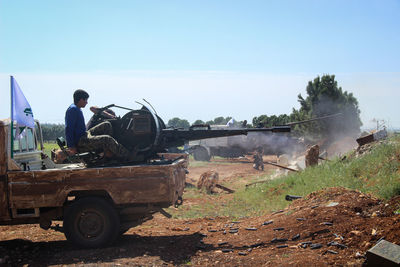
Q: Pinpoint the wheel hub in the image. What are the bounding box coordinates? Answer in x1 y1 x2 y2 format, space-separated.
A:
78 211 104 238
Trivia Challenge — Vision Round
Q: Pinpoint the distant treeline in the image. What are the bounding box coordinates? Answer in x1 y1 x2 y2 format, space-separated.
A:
41 123 65 142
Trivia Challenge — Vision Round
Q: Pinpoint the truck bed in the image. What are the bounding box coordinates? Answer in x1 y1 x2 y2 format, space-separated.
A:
7 156 187 212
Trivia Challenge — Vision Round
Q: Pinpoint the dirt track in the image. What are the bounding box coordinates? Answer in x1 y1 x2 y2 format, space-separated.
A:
1 157 400 266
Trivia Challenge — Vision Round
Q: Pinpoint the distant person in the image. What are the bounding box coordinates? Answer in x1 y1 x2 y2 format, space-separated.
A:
65 89 132 161
253 146 264 171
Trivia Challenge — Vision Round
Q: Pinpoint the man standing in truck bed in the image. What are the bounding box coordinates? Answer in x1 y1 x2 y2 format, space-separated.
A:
65 89 132 161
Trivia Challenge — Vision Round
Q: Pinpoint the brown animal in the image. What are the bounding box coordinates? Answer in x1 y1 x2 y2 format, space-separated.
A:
305 144 320 167
197 171 219 194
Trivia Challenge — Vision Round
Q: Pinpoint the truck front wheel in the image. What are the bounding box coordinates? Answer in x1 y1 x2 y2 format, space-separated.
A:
63 197 120 248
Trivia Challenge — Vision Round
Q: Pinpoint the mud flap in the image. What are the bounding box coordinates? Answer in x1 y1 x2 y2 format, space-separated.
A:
159 209 172 218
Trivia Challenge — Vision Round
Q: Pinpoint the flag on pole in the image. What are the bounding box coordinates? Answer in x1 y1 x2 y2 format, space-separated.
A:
11 76 35 128
226 118 235 127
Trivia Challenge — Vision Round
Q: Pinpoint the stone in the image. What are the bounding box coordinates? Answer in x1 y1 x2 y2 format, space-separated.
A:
245 228 257 231
262 220 274 225
366 239 400 266
273 227 285 231
222 249 233 253
326 202 339 207
238 252 247 256
350 230 362 236
355 252 364 258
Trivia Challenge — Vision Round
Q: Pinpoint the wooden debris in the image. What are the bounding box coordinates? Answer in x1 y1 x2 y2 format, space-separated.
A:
277 244 288 249
271 238 288 243
197 171 219 193
215 183 235 193
305 144 320 167
291 234 300 241
310 243 323 249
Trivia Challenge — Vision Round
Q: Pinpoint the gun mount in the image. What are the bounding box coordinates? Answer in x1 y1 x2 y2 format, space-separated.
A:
76 103 290 166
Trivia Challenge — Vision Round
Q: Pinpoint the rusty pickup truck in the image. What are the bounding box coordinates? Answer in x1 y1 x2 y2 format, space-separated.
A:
0 119 187 248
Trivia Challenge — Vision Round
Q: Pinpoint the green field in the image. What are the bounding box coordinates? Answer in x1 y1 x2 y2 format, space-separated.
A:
42 142 59 158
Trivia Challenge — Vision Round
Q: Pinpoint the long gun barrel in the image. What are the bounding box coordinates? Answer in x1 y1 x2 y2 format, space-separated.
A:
161 125 291 148
284 113 342 126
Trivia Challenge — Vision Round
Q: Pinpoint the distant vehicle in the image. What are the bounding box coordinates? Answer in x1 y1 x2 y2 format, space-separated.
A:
188 125 303 161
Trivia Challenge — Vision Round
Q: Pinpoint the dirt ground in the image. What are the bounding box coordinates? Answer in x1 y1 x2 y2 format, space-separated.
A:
1 156 400 266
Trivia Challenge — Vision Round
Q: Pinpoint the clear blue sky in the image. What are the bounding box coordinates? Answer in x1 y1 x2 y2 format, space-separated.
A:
1 0 399 129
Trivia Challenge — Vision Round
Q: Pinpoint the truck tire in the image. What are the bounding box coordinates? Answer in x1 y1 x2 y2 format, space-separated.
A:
193 146 211 161
63 197 120 248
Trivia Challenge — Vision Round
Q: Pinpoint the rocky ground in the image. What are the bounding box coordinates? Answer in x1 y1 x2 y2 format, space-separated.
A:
1 156 400 266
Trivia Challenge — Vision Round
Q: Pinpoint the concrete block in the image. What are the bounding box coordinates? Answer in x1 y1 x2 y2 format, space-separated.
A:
366 239 400 266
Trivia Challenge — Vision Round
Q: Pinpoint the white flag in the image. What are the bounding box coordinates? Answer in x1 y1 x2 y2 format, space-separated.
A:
11 76 35 128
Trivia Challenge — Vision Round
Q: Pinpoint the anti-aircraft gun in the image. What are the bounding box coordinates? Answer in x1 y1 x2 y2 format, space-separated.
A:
69 103 290 166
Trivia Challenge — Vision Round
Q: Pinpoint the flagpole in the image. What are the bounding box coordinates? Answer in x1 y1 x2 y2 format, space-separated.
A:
10 76 14 159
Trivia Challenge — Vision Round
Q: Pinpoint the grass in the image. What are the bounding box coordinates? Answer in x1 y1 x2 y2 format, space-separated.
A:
172 135 400 219
42 142 59 157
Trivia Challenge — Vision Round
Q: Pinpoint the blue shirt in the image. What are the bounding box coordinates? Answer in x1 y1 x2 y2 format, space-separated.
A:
65 104 86 148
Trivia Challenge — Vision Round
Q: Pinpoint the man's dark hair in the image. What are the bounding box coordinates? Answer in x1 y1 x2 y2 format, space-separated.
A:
73 89 89 104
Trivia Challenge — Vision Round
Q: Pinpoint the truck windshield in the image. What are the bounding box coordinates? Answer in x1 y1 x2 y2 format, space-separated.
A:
13 127 36 153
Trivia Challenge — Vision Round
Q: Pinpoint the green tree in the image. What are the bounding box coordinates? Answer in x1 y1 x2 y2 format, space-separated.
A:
252 114 291 127
293 74 362 138
41 123 65 142
167 117 190 128
192 119 205 125
206 116 233 125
